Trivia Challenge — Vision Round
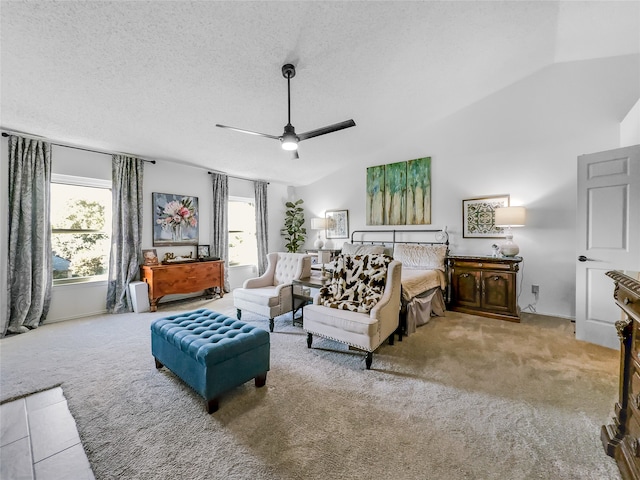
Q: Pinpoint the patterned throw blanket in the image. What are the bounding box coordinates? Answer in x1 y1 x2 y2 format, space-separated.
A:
318 254 392 313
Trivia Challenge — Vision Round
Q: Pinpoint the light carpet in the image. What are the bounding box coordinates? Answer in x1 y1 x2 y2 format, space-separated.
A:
0 294 622 479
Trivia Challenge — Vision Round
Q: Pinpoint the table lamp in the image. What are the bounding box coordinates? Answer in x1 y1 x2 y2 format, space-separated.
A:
311 218 328 249
494 206 526 257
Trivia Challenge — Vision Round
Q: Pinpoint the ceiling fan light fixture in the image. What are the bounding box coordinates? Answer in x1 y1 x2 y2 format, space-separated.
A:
281 124 299 151
281 135 298 150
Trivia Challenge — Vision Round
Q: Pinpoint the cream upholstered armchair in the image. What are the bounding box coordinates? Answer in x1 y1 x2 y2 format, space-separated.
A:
234 252 312 332
303 254 402 369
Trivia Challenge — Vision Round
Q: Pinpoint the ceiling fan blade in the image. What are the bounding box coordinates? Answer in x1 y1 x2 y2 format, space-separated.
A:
215 124 280 140
298 119 356 141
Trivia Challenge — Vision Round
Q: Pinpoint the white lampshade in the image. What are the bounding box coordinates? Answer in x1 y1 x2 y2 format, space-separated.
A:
311 217 328 230
494 206 526 227
310 217 327 249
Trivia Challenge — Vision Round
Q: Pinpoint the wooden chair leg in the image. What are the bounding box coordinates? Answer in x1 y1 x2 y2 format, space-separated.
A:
236 308 241 320
269 318 275 332
307 332 313 348
365 352 373 370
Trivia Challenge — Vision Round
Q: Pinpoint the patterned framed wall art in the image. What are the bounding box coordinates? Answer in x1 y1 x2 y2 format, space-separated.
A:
462 194 509 238
325 210 349 239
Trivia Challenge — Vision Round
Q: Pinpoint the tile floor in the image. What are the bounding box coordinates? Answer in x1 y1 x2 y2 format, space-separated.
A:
0 387 94 479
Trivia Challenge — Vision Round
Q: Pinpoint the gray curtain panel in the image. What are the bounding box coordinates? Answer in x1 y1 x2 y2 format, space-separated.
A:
5 136 53 336
254 180 269 276
106 155 144 313
211 172 230 292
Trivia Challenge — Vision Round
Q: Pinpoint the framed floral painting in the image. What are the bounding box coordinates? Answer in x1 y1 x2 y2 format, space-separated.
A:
462 195 509 238
152 192 199 246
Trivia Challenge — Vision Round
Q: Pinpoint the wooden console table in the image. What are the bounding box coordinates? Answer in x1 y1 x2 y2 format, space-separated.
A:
447 255 522 322
602 270 640 480
140 260 224 311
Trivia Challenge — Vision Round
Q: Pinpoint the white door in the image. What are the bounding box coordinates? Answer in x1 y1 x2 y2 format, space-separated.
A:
576 145 640 349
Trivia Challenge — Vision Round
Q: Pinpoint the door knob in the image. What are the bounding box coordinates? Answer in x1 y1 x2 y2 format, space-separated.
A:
578 255 588 262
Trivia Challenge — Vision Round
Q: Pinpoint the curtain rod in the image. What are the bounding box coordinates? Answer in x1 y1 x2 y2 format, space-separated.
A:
207 171 270 184
1 129 156 164
1 127 270 183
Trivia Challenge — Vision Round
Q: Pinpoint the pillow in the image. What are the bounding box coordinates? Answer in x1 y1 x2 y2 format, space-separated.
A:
319 254 392 313
341 242 385 255
393 243 447 271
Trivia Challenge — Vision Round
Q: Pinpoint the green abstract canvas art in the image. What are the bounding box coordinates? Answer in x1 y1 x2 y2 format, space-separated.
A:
407 157 431 225
366 165 385 225
366 157 431 225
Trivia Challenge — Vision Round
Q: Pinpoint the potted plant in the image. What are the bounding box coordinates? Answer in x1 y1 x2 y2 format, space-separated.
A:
283 199 306 252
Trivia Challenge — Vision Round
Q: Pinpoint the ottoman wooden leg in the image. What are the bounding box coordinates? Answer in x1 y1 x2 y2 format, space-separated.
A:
154 358 163 369
207 398 219 414
255 372 267 388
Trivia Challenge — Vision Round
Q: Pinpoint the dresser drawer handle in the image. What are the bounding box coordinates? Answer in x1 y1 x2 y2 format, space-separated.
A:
635 394 640 410
624 297 632 305
460 273 470 278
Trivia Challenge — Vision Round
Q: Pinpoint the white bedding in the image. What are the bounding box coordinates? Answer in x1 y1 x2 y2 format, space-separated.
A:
401 268 446 302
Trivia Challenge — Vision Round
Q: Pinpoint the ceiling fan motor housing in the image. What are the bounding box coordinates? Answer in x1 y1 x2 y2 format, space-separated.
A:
282 64 296 79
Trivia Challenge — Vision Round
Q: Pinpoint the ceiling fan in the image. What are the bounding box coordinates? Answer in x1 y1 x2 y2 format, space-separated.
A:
216 64 356 159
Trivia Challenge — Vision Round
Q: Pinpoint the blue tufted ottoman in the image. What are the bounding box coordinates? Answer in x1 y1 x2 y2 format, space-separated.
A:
150 309 270 413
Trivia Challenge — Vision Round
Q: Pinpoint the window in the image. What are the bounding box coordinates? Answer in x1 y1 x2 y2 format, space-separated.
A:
228 197 258 267
51 174 112 284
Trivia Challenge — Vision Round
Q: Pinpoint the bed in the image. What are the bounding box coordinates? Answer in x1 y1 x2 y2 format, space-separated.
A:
313 228 449 336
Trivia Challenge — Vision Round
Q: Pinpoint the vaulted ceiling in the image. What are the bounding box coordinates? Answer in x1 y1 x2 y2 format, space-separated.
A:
1 1 638 185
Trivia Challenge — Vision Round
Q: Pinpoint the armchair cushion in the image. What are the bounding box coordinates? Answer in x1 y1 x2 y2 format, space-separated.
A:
234 252 312 332
319 254 392 314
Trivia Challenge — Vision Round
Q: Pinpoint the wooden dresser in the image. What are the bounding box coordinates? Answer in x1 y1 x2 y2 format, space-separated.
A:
447 255 522 322
603 270 640 480
140 260 224 311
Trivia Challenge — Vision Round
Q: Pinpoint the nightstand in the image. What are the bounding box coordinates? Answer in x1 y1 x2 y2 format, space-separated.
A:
447 255 522 322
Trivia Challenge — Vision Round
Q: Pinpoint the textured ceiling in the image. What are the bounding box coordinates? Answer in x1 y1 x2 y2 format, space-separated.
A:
1 1 638 186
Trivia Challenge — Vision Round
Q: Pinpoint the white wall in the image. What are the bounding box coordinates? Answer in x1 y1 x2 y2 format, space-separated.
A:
621 98 640 147
297 55 640 319
3 54 637 324
0 138 289 323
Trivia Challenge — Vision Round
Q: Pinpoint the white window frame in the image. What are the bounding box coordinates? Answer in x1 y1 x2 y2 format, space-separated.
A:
51 174 112 286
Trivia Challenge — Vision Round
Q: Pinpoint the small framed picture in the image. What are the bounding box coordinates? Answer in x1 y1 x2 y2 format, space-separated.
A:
197 245 210 259
325 210 349 239
462 195 510 238
142 249 159 265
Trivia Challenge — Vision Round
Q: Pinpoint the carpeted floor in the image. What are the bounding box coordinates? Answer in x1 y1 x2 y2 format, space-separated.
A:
0 294 622 479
